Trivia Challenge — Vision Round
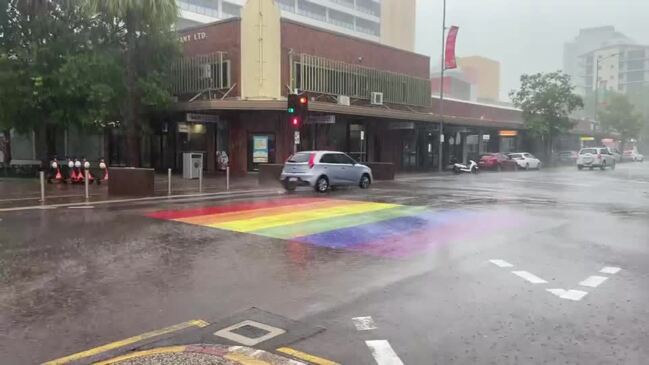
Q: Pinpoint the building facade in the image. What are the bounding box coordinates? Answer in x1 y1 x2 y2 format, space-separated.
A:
457 56 501 102
563 26 635 92
177 0 414 51
579 44 649 96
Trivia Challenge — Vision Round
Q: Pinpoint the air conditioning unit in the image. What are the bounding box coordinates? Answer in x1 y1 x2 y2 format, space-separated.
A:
371 92 384 105
337 95 351 106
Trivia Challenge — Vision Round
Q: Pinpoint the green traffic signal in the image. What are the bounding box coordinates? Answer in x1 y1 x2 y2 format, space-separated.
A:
288 107 295 113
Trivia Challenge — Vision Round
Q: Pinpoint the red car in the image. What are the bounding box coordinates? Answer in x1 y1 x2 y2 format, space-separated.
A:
478 153 519 171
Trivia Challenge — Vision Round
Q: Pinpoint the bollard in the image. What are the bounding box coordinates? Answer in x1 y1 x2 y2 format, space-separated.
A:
199 168 203 193
167 168 172 196
39 171 45 202
226 166 230 191
84 170 89 200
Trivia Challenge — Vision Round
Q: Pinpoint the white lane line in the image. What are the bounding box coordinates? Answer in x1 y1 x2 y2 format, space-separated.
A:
352 316 377 331
547 289 589 301
511 271 548 284
579 275 608 288
489 259 514 268
68 206 95 209
600 266 621 275
365 340 404 365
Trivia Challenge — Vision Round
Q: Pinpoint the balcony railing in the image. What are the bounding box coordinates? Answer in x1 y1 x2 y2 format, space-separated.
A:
171 52 231 98
291 53 431 107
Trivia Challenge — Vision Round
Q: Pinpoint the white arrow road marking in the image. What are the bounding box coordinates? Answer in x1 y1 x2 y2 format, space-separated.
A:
489 259 514 268
366 340 404 365
547 289 589 301
352 316 377 331
511 270 548 284
579 275 608 288
600 266 621 275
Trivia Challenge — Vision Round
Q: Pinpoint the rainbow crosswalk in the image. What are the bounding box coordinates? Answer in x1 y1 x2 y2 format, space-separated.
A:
148 198 518 257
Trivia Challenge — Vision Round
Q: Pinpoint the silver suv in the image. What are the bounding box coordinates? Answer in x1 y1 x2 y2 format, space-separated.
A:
281 151 373 192
577 147 616 170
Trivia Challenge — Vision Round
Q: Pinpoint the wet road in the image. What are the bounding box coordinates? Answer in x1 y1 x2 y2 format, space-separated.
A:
1 163 649 364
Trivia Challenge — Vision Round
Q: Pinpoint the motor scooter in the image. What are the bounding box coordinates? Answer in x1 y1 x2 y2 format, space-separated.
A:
453 160 479 174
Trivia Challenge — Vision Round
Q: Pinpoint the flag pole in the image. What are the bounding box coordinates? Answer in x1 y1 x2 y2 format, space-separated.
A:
438 0 447 172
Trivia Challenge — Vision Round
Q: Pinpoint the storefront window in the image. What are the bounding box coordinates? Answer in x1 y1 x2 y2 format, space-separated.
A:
348 123 366 162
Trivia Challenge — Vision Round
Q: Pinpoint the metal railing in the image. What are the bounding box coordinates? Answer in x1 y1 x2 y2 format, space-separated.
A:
171 52 231 97
291 53 432 107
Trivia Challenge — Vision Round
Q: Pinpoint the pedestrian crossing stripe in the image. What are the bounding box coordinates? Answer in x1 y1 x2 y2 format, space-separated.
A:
148 198 520 258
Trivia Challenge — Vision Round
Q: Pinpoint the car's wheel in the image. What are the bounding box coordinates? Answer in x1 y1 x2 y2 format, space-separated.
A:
283 180 296 192
578 165 583 170
359 174 371 189
315 176 329 193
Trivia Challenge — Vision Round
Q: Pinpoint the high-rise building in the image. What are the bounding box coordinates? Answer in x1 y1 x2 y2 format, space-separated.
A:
457 56 501 102
177 0 415 51
563 26 634 92
579 44 649 95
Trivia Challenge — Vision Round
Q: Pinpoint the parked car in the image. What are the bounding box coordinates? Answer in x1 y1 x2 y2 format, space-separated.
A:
557 151 578 165
280 151 373 192
607 147 622 163
577 147 616 170
508 152 542 170
623 150 644 162
478 153 519 171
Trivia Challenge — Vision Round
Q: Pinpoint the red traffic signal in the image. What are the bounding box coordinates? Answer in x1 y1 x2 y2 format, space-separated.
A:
288 92 308 128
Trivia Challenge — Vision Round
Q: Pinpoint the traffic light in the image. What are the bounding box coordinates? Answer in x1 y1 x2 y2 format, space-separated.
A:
288 92 308 128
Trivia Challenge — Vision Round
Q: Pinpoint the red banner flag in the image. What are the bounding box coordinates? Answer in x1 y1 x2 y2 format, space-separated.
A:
445 26 459 70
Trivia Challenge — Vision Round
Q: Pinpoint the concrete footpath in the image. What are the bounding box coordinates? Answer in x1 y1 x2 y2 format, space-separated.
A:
0 173 268 209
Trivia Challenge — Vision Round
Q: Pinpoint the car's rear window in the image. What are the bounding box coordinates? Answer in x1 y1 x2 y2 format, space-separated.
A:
509 153 523 159
287 153 312 163
580 148 597 155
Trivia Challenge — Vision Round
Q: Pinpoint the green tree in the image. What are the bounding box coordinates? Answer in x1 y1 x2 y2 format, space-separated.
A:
510 71 583 162
0 0 113 157
87 0 179 167
598 93 644 149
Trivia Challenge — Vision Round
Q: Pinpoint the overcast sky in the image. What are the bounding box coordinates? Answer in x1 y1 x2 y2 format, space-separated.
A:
415 0 649 100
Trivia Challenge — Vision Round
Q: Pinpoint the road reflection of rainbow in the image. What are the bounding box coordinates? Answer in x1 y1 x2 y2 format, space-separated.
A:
148 198 515 257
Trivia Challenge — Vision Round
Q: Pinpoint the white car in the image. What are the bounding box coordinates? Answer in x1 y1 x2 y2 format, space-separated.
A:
508 152 541 170
623 150 644 162
281 151 373 192
577 147 616 170
607 147 622 163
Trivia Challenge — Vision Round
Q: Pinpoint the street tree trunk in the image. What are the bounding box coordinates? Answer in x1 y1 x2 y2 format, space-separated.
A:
2 130 10 165
124 10 141 167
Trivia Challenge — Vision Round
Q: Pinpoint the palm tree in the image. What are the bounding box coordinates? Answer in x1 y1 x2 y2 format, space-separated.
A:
88 0 178 167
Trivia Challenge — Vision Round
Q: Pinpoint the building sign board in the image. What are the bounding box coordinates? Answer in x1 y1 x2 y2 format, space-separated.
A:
180 32 207 43
253 136 269 163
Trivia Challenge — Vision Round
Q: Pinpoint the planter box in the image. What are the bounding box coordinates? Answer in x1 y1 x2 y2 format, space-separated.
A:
366 162 395 181
108 167 155 196
258 164 284 185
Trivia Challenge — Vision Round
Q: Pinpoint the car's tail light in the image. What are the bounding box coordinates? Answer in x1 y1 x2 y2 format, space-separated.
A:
308 153 316 169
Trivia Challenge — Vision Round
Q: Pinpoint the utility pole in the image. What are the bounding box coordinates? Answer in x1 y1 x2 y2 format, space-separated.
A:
437 0 447 172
